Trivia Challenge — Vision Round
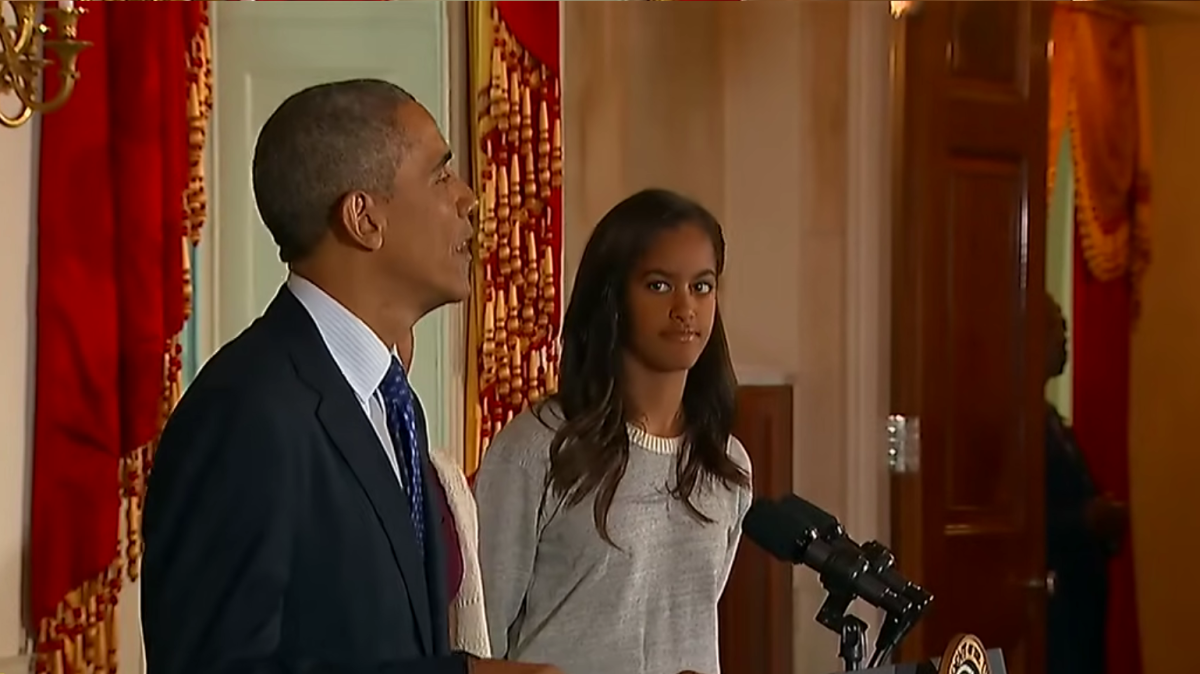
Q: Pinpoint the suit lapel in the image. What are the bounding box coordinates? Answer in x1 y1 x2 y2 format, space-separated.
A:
266 288 434 652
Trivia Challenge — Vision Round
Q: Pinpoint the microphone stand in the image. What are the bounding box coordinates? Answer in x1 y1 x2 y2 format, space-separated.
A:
868 614 906 668
767 500 929 671
838 615 869 672
808 533 906 671
860 541 933 669
815 588 868 671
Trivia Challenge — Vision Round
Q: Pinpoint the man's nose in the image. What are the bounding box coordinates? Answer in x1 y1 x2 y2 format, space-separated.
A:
457 177 479 220
459 192 479 222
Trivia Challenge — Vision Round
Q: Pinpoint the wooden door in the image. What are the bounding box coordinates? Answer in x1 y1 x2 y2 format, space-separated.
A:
719 385 793 674
890 3 1051 674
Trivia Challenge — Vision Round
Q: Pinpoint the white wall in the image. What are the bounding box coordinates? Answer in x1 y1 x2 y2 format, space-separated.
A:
1045 133 1074 419
0 107 38 664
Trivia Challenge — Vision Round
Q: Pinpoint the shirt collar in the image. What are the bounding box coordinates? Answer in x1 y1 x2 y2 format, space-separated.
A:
287 273 393 402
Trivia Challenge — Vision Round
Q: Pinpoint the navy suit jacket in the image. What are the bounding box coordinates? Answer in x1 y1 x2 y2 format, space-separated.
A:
142 288 468 674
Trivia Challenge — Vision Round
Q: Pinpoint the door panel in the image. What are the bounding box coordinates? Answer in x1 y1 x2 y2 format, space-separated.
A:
208 1 461 451
719 385 794 674
891 3 1050 674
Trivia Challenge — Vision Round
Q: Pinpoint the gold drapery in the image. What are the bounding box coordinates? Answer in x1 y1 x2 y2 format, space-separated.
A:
1048 6 1152 310
118 0 213 584
464 2 562 476
33 7 212 674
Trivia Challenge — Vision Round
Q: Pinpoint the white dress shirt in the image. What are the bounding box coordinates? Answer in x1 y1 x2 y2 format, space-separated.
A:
287 273 406 488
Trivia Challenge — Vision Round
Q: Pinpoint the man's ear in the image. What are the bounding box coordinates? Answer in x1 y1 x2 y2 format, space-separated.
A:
336 191 384 252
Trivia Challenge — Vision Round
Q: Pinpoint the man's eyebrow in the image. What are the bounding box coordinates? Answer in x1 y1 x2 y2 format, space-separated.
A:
431 150 453 174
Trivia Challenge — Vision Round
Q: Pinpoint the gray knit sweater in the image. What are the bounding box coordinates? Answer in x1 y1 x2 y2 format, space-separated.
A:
474 405 752 674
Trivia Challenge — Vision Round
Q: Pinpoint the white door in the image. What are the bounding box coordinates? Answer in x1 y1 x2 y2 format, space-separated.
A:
201 0 462 453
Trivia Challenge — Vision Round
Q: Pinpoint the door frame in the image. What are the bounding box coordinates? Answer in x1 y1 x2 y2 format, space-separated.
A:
196 1 468 461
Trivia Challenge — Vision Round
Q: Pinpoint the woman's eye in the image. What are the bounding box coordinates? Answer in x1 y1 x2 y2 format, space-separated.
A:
693 281 714 294
647 280 671 293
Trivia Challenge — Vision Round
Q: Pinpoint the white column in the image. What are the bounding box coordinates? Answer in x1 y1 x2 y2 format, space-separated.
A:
843 0 895 653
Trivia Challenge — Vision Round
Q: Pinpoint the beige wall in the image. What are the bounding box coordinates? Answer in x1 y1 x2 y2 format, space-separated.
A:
1130 17 1200 674
563 7 1200 674
563 3 891 673
0 105 37 667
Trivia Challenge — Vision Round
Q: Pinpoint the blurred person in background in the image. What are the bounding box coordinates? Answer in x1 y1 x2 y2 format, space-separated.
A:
1044 293 1128 674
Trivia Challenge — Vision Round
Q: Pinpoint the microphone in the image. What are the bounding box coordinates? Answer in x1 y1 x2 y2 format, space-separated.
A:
779 495 933 611
776 494 933 667
777 493 843 539
742 498 910 619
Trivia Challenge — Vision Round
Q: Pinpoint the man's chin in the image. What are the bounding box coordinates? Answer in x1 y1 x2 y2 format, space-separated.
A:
448 260 474 302
437 278 473 307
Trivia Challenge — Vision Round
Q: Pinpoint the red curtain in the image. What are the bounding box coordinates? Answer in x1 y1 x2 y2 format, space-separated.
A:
1072 249 1141 674
31 3 209 673
1051 9 1148 674
496 2 560 73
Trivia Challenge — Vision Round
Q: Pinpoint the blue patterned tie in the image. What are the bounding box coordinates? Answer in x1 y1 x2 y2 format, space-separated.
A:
379 357 426 548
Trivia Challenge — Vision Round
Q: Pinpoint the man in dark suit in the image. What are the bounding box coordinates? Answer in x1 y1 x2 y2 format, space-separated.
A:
1044 294 1128 674
142 80 560 674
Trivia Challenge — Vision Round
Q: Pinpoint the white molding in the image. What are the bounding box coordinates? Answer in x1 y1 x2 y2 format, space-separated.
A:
196 3 221 366
844 0 893 632
19 114 41 663
441 0 469 461
558 0 568 325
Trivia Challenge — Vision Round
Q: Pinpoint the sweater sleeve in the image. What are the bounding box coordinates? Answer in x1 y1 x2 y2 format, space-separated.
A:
718 437 754 591
472 415 553 658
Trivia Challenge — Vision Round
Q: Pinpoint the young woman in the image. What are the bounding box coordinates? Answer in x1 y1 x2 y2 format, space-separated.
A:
474 189 752 674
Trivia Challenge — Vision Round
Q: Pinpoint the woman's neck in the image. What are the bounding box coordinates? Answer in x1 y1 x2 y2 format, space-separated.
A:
621 354 687 437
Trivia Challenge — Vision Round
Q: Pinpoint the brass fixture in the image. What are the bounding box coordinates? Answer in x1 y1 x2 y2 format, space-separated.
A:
0 1 90 129
891 1 923 19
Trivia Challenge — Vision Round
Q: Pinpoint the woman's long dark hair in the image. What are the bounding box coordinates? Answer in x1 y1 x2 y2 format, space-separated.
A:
538 188 749 545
